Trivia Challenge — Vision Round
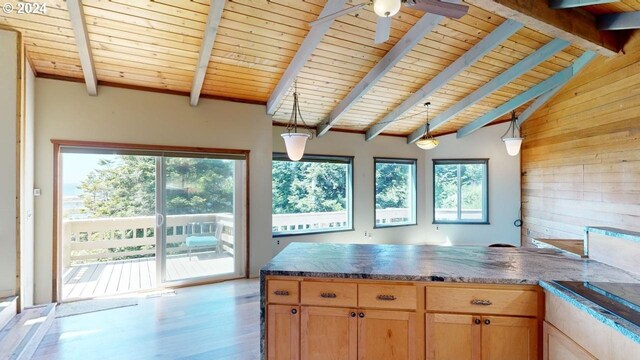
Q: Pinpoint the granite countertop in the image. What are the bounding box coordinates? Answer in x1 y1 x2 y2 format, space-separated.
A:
587 226 640 243
261 242 640 284
260 242 640 344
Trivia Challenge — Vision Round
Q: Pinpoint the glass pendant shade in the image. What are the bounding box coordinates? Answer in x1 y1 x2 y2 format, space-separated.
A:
373 0 401 17
281 133 311 161
503 137 523 156
416 138 439 150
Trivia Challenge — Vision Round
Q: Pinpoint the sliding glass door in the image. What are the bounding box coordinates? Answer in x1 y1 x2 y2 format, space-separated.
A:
159 155 245 283
58 144 247 300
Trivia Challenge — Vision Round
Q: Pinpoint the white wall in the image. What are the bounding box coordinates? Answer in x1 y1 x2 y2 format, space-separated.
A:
20 61 36 306
0 29 19 297
271 122 521 250
32 78 520 303
33 79 272 304
423 123 521 246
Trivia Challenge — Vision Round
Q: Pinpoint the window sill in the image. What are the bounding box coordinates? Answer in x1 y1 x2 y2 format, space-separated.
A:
432 221 491 225
374 222 417 229
272 227 354 238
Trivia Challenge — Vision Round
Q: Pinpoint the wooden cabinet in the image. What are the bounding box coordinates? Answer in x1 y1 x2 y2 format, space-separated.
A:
358 284 417 310
426 286 538 316
300 306 357 360
426 313 480 360
268 304 300 360
482 316 537 360
426 314 537 360
265 278 543 360
358 309 417 360
543 322 596 360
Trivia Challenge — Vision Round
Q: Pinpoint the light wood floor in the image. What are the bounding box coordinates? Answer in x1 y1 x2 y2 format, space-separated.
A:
63 253 235 300
35 278 260 359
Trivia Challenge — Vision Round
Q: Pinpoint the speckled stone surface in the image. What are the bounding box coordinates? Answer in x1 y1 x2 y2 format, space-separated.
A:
261 242 640 284
587 226 640 244
259 242 640 355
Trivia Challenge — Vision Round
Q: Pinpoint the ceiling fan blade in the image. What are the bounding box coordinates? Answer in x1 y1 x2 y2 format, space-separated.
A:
309 2 368 27
404 0 469 19
374 16 391 44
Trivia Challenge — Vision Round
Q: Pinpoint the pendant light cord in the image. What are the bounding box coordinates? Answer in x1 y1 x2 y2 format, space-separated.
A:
285 80 314 138
421 102 433 140
501 111 520 139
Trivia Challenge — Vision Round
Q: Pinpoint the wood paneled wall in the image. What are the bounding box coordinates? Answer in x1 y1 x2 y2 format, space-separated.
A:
520 32 640 244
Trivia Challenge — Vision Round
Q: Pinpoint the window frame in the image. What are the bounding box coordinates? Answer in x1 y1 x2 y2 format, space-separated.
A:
432 158 489 225
272 153 354 237
373 157 418 229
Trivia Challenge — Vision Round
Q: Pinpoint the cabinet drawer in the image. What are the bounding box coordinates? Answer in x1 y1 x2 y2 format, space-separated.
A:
426 286 538 316
301 281 357 307
267 280 299 305
358 284 417 310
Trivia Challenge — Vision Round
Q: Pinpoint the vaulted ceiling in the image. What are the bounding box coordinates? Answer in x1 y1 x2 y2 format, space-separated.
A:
2 0 638 139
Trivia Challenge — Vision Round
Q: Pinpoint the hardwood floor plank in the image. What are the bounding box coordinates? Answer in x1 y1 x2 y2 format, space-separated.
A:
79 262 106 298
34 279 260 360
93 262 115 297
118 260 132 293
105 261 124 295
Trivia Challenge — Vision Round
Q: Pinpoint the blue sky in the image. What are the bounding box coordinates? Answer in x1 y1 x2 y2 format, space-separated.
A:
62 153 115 184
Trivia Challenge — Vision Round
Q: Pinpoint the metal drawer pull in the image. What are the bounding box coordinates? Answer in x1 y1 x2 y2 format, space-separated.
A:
376 294 397 301
273 290 290 296
470 299 492 306
320 292 337 298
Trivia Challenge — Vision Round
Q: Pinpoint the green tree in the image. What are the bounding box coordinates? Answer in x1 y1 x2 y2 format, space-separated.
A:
272 161 347 214
78 155 234 218
375 163 411 209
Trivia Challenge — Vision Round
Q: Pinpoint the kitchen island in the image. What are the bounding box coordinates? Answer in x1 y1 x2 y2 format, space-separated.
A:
260 243 640 359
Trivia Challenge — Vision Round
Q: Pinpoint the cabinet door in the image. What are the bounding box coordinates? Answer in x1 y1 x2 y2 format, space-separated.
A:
268 305 300 360
300 306 357 360
543 322 596 360
426 313 481 360
481 316 537 360
358 309 416 360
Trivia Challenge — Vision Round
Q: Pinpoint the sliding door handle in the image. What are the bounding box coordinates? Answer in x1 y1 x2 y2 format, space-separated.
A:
156 213 165 227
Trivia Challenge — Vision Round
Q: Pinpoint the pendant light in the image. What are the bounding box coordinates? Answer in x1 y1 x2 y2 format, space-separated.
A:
416 102 439 150
501 111 523 156
281 81 313 161
373 0 401 17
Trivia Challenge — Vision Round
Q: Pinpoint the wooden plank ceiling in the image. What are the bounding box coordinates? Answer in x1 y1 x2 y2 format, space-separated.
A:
0 0 635 137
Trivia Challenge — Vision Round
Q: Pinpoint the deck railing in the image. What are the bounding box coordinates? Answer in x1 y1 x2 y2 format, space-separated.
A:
271 208 412 233
63 209 418 266
62 213 235 267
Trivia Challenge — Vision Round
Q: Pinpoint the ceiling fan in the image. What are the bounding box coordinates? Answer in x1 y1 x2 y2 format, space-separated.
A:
310 0 469 44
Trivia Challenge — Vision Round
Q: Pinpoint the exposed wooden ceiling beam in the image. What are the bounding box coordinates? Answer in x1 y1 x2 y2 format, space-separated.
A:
456 50 597 138
66 0 97 96
515 86 563 127
266 0 347 115
316 12 446 137
406 38 569 144
598 12 640 30
549 0 619 9
190 0 226 107
465 0 619 57
365 19 523 141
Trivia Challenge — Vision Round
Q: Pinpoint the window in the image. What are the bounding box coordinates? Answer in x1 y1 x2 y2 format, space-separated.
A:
433 159 488 224
272 153 353 236
374 158 417 228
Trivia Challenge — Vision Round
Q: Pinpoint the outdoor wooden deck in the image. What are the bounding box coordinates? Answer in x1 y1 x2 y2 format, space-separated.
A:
62 253 234 301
